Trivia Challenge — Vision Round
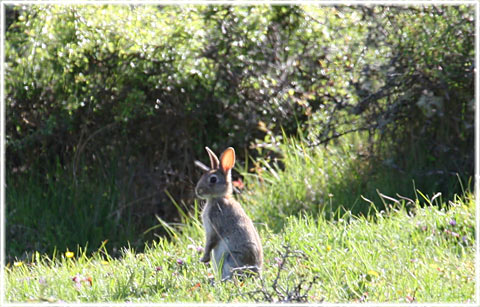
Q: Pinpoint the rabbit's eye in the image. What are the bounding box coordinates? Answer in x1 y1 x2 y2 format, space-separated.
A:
209 175 217 183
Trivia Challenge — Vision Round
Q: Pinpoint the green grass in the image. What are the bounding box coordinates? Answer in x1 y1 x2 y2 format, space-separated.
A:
242 131 468 231
6 132 475 302
7 130 468 262
5 192 475 303
5 160 155 262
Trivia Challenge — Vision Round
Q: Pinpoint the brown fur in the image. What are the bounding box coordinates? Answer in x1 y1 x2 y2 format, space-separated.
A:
195 147 263 279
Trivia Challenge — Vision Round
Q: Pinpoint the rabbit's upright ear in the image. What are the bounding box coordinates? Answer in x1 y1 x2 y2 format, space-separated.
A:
205 147 220 169
220 147 235 174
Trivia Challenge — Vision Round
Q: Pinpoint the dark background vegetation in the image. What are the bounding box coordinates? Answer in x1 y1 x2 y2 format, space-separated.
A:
5 5 475 261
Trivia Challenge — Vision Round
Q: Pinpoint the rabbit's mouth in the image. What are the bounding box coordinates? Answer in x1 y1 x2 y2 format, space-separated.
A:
195 186 225 199
195 187 213 199
195 187 207 199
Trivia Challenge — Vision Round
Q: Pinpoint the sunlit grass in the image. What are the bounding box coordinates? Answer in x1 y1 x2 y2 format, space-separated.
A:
5 192 475 303
6 133 475 303
241 131 468 231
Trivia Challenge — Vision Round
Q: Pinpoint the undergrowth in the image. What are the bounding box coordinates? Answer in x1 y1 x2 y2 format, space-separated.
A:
6 161 151 262
5 132 475 303
243 131 469 231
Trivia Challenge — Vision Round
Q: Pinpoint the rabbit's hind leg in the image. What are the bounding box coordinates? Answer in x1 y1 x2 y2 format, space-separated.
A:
223 254 260 281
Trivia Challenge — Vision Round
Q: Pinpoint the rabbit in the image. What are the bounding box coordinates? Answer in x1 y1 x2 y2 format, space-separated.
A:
195 147 263 280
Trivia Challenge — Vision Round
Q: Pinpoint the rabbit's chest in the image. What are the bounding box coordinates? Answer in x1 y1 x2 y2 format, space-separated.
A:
202 213 214 236
201 202 215 234
202 201 229 234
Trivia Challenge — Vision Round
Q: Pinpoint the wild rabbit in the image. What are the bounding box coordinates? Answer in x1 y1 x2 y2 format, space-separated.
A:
195 147 263 280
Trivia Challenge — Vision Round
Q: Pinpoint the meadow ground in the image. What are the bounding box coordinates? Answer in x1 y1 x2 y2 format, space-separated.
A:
5 135 476 303
5 192 475 303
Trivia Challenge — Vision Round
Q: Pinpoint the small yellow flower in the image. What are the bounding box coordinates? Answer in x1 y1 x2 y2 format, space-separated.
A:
101 260 108 265
65 251 74 258
13 261 23 267
326 245 332 252
367 270 379 277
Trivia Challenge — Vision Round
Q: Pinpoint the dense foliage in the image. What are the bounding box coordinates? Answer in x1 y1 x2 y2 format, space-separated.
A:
5 5 475 258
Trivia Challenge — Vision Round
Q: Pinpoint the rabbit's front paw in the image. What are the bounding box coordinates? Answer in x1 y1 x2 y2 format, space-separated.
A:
200 254 211 263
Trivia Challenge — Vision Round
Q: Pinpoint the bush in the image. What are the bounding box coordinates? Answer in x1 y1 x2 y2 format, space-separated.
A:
306 6 475 179
5 5 373 256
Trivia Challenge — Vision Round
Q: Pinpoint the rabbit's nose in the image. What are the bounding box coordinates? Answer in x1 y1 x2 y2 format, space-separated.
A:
195 187 203 196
